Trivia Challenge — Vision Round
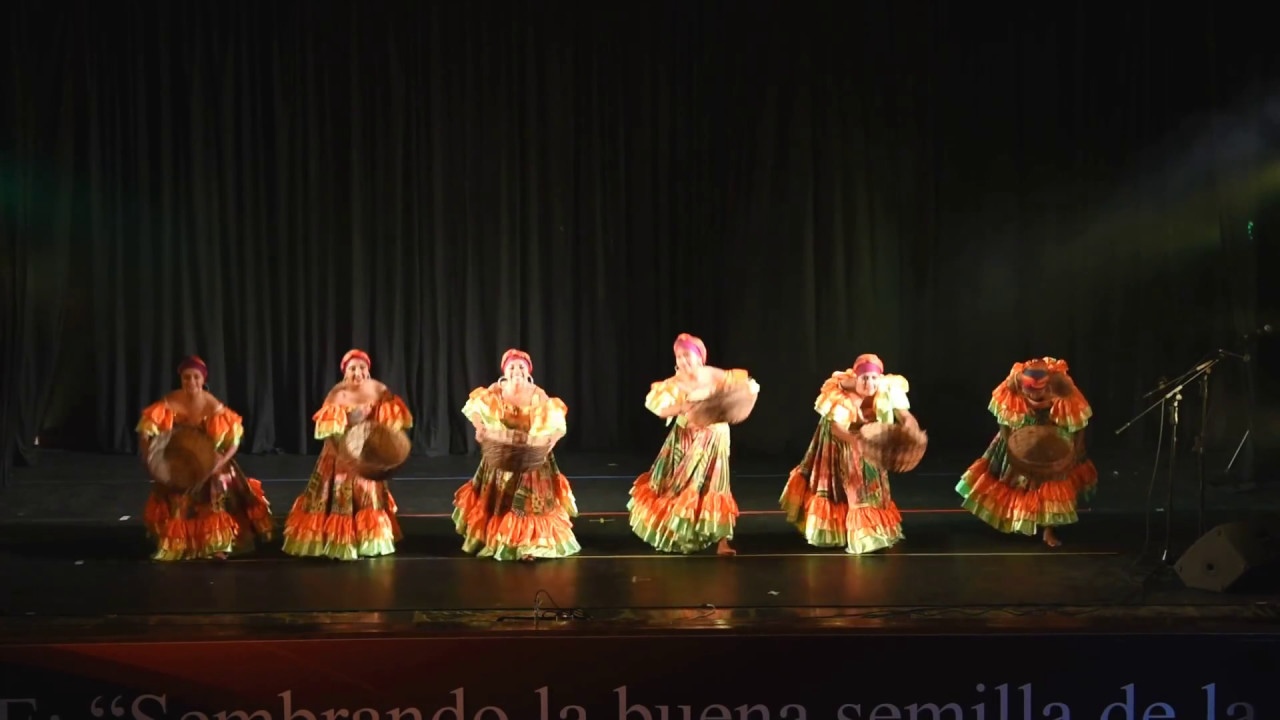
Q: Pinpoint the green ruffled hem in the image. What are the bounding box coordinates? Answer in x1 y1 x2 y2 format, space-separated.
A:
778 502 845 548
846 527 904 555
955 476 1079 536
281 536 396 561
146 521 261 562
796 524 845 548
627 500 734 554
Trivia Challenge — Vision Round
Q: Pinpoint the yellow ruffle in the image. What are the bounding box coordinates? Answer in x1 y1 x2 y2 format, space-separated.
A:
374 394 414 432
311 404 348 439
205 408 245 452
137 401 246 452
536 397 568 436
989 376 1092 432
813 371 910 427
462 385 567 436
462 386 505 429
312 393 414 439
1049 380 1092 433
644 378 684 417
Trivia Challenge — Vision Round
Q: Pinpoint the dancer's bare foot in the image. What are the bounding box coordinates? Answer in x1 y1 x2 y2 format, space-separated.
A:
716 539 736 556
1042 527 1061 548
212 552 228 561
520 555 534 563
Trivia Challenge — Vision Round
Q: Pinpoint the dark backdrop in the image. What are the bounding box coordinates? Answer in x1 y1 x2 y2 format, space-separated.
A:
4 1 1279 487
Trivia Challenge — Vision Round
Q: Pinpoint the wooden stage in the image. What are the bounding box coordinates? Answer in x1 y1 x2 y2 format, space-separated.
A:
1 449 1276 642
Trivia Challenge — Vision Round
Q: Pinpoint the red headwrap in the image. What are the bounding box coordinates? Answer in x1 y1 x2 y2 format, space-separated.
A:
341 349 372 373
673 333 707 363
177 355 208 380
853 353 884 376
500 348 533 375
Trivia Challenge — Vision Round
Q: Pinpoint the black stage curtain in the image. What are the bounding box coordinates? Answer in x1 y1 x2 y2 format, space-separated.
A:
3 1 1279 485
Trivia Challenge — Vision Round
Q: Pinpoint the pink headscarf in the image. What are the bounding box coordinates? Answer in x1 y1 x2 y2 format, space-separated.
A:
673 333 707 363
853 353 884 375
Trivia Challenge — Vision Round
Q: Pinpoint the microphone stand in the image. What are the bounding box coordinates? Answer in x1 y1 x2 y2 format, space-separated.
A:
1195 368 1211 537
1115 353 1224 563
1221 339 1258 490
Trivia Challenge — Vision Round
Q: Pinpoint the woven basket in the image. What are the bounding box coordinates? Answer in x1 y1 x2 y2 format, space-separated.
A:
480 427 555 473
147 424 218 491
858 422 928 473
1047 372 1075 398
1006 425 1075 481
337 421 411 480
685 381 759 426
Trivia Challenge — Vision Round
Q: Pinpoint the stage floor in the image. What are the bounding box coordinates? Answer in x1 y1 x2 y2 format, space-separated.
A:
2 450 1277 642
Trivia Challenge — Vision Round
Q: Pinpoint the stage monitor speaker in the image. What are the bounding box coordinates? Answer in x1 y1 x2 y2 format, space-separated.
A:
1175 521 1279 593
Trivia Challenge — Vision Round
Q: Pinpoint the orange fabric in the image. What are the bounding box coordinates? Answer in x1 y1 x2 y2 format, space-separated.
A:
373 394 414 431
205 408 242 451
311 404 348 439
1050 385 1091 429
452 472 576 551
781 470 846 538
990 381 1032 426
282 503 403 549
962 457 1097 518
136 401 177 436
143 494 239 557
142 468 274 560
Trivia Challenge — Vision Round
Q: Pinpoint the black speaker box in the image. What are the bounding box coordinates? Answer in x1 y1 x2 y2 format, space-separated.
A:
1175 521 1279 593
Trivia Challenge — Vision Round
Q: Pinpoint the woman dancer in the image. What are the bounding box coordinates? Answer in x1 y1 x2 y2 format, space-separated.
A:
779 353 918 554
955 357 1096 547
282 349 413 560
136 355 273 561
628 333 758 556
452 349 580 562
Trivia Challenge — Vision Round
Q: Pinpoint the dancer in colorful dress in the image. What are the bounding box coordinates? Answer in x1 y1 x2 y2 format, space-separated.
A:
282 349 413 560
628 333 759 556
955 357 1096 547
136 355 274 561
452 349 579 562
779 353 919 554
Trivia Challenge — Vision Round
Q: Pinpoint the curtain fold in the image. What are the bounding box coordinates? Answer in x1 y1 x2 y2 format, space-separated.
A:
2 1 1275 483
